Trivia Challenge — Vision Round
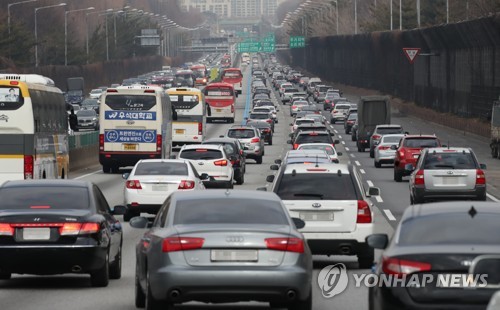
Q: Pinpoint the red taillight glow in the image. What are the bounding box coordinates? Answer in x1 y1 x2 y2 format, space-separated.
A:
99 134 104 151
10 81 19 86
356 200 372 223
292 105 297 109
156 134 162 152
162 237 205 252
266 119 272 123
382 257 431 277
214 159 228 166
476 169 486 185
251 137 260 143
415 170 425 186
144 89 155 93
106 89 118 93
178 180 195 190
293 144 299 150
372 134 381 140
378 146 390 150
198 123 203 135
265 238 304 253
0 223 14 236
24 155 33 179
126 180 142 189
60 222 100 235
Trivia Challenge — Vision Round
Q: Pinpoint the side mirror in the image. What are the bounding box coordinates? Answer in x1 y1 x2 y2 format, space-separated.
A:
219 135 224 138
337 152 343 156
367 187 380 197
289 123 293 126
112 205 127 215
334 139 340 144
122 173 130 180
405 131 409 135
480 163 487 170
266 175 275 183
366 234 389 250
270 164 279 170
129 216 149 229
229 155 237 162
390 145 397 150
331 132 336 136
404 163 415 172
469 255 500 288
441 144 447 148
256 187 267 191
274 159 282 165
291 217 306 229
200 173 210 181
286 140 292 144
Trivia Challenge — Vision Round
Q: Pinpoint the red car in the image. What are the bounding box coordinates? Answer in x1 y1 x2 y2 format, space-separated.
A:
393 135 442 182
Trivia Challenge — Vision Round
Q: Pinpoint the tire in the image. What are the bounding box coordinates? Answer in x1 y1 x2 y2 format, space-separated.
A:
235 172 244 185
374 160 381 168
288 288 312 310
90 252 109 287
123 210 139 222
227 181 234 189
394 168 403 182
111 165 120 174
0 272 11 280
268 139 273 145
358 246 375 269
410 195 414 205
145 277 164 310
370 149 375 158
102 165 111 174
135 272 146 308
352 133 357 141
255 156 263 164
109 244 122 280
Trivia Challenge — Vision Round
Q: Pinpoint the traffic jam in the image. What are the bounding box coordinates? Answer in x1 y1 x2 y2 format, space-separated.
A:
0 51 499 310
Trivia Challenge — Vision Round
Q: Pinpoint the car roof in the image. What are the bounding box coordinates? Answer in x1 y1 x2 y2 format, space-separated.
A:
296 130 330 135
229 126 257 130
375 124 402 128
203 138 239 145
404 134 438 139
2 179 90 188
403 201 500 220
180 144 223 151
283 163 350 174
381 134 404 139
286 150 329 157
249 112 271 115
423 147 471 153
172 189 282 202
136 159 190 165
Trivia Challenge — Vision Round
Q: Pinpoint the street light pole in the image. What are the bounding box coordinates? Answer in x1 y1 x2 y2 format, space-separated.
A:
390 0 393 30
417 0 421 27
65 7 94 66
8 0 38 35
399 0 402 30
354 0 358 34
35 3 66 67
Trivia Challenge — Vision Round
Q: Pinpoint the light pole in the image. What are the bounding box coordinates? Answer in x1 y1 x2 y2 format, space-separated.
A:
417 0 421 27
354 0 358 34
65 7 94 66
446 0 449 23
399 0 402 30
390 0 393 30
8 0 38 35
35 3 66 67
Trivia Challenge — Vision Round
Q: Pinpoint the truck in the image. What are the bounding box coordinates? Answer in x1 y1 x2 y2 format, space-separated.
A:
356 96 391 152
490 100 500 158
65 77 85 105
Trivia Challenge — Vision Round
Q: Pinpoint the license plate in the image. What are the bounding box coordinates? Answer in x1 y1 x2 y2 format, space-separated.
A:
23 228 51 240
211 250 258 262
216 109 222 112
299 211 334 221
441 177 460 185
175 129 185 134
124 144 137 151
152 184 169 191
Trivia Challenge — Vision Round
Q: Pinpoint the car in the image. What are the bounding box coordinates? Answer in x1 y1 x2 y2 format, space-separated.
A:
330 103 352 123
0 180 125 287
344 112 357 134
313 85 331 102
289 131 339 150
122 159 207 221
290 118 315 133
290 100 309 117
252 88 271 97
264 164 380 268
351 118 359 141
76 109 99 130
393 135 442 182
323 94 344 110
279 82 294 95
89 88 103 99
369 124 406 158
202 138 246 185
131 190 313 310
374 134 404 168
246 112 274 131
298 105 321 115
224 126 265 164
253 106 278 123
249 121 273 145
178 144 234 189
297 143 342 163
272 150 332 169
298 76 310 88
252 93 270 105
407 147 487 203
367 201 500 310
81 98 100 114
306 78 321 95
290 123 331 141
282 88 300 104
303 113 326 125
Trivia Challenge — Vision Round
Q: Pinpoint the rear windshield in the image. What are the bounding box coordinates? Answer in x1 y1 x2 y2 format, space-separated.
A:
403 138 439 148
318 86 330 92
284 89 299 93
276 174 359 200
377 128 403 135
179 149 223 160
0 186 90 210
227 129 256 139
295 134 332 144
249 113 269 119
298 145 336 155
203 142 236 155
423 152 477 169
105 95 156 111
348 114 358 120
398 214 500 245
382 135 403 143
174 198 288 225
336 105 351 110
296 119 315 125
134 162 188 176
169 94 200 110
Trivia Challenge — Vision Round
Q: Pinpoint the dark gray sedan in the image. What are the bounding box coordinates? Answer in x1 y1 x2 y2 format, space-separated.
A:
131 190 313 310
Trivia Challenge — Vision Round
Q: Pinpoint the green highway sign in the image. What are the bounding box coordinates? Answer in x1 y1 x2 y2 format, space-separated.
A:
261 42 275 52
289 36 306 48
237 42 261 53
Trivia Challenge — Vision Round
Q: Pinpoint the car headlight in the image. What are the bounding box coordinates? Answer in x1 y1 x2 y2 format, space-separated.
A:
92 118 97 121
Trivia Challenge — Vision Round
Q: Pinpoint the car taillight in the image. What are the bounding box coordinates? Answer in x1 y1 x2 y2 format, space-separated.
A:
24 155 33 179
325 99 330 103
126 180 142 189
60 222 100 235
356 200 372 223
156 134 162 152
399 150 405 158
372 134 381 140
0 223 14 236
266 119 272 123
415 170 425 186
347 120 354 124
198 123 202 135
250 137 260 143
382 257 431 277
162 237 204 252
214 159 228 166
265 238 304 253
293 144 299 150
476 169 486 185
99 134 104 151
178 180 195 189
263 129 271 133
292 105 297 109
378 146 390 150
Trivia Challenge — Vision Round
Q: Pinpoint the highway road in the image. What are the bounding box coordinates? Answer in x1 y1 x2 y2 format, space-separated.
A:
1 62 497 310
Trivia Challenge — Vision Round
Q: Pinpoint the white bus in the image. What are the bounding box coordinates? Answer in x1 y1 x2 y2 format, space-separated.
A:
99 85 174 173
166 87 206 147
0 74 69 182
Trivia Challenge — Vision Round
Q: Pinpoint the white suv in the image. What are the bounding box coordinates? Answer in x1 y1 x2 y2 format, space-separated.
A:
264 163 380 268
178 144 234 188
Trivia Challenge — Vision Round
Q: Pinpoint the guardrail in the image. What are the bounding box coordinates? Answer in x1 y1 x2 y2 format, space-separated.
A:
69 131 99 150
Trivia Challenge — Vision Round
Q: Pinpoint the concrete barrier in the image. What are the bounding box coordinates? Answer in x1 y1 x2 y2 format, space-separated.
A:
69 132 99 171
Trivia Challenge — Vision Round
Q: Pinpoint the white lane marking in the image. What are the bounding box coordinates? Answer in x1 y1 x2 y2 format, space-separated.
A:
350 154 356 158
360 169 366 174
341 141 346 145
338 135 342 139
334 129 338 133
367 180 374 187
383 209 396 221
345 147 350 151
487 193 500 202
73 170 101 180
355 161 361 166
375 196 384 203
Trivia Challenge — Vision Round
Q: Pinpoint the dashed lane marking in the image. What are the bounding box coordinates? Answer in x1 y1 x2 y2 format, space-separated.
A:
383 209 396 221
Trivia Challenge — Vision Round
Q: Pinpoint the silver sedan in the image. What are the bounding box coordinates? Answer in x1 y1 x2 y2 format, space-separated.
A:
131 190 313 310
374 134 404 168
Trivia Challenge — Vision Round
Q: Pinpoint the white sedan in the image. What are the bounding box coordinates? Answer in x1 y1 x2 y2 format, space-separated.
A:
296 143 342 163
122 159 206 221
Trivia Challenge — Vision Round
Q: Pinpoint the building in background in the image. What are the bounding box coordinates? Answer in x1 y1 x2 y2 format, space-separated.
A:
178 0 286 18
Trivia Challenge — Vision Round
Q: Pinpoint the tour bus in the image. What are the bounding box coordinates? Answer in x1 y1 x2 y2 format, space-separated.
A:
0 74 69 182
203 82 236 123
241 52 250 64
221 68 243 95
166 87 206 147
221 55 231 68
99 85 174 173
190 64 208 86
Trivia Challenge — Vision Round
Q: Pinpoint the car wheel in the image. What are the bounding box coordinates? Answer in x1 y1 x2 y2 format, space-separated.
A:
135 272 146 308
111 165 119 174
109 243 122 280
370 149 375 158
227 181 234 189
123 210 139 222
235 172 244 185
256 156 263 164
345 128 349 134
394 168 403 182
268 139 273 145
102 165 111 173
410 195 415 205
287 288 312 310
0 272 11 280
90 251 109 287
358 246 375 269
374 160 381 168
351 133 357 141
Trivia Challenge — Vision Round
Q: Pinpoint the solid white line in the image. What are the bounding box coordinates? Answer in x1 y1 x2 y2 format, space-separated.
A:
345 147 350 151
73 170 101 180
355 161 361 166
350 154 356 158
375 196 384 203
360 169 366 174
341 141 346 145
383 209 396 221
487 193 500 202
367 180 374 187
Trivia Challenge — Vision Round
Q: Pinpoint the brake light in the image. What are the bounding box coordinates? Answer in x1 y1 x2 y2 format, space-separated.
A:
415 170 425 186
198 122 202 135
99 134 104 151
476 169 486 185
308 133 318 136
106 89 118 93
356 200 372 223
156 134 162 152
126 180 142 189
292 105 297 109
293 144 299 150
325 99 330 103
214 159 228 166
265 238 304 253
0 223 14 236
399 150 405 158
144 89 155 93
60 223 100 235
378 146 390 150
372 134 381 140
10 81 19 86
263 129 271 133
266 119 272 123
251 137 260 143
178 180 195 190
24 155 33 179
382 257 431 277
162 237 204 252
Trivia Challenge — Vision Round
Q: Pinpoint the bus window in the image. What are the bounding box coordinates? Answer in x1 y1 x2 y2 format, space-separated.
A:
105 95 157 111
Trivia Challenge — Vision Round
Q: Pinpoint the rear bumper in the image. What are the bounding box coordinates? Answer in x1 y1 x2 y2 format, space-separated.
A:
126 203 162 214
414 186 486 200
100 152 161 167
302 225 374 255
203 179 233 188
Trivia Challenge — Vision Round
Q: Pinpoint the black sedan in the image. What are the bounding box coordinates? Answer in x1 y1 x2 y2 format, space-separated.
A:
367 201 500 310
249 121 273 145
0 180 125 287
